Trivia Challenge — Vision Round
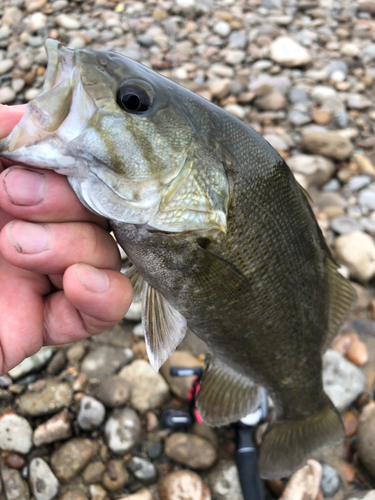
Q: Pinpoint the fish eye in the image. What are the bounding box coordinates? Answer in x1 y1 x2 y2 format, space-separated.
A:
116 82 153 114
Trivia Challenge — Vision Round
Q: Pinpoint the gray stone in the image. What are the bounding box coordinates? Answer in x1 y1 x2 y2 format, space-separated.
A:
323 350 366 411
320 463 340 497
348 176 371 191
336 112 349 129
360 218 375 235
228 32 247 50
0 414 32 454
288 87 309 104
17 381 72 417
358 189 375 210
300 131 352 160
361 44 375 63
8 347 56 380
95 376 130 408
249 75 291 95
119 360 169 411
348 94 373 110
225 50 246 66
330 216 361 235
288 109 311 126
105 408 141 454
262 0 282 9
128 457 158 484
357 403 375 478
78 396 106 431
322 179 340 192
1 467 30 500
29 458 59 500
137 35 155 47
81 345 133 380
208 460 243 500
263 133 289 151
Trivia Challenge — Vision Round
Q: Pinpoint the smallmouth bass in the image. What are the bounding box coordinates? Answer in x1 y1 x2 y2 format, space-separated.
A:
0 40 356 479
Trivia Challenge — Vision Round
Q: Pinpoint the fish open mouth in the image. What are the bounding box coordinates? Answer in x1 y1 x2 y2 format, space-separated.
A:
0 39 95 177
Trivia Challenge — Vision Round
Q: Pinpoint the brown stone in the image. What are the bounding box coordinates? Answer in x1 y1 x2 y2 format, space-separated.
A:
33 409 72 446
102 459 129 491
158 470 211 500
51 438 98 483
165 433 216 469
59 488 88 500
346 339 369 366
343 412 358 437
82 461 105 484
301 131 352 160
5 454 25 469
311 108 331 125
341 462 356 483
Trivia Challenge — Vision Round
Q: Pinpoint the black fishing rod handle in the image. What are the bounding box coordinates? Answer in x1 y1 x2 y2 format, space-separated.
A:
235 424 264 500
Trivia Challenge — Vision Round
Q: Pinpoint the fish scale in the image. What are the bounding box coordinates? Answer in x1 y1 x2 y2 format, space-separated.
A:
0 39 355 479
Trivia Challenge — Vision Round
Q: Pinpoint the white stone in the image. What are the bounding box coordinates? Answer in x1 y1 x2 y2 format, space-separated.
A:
224 104 246 120
132 322 144 336
214 21 231 37
12 78 25 93
29 458 59 500
341 43 361 57
280 460 322 500
311 86 337 102
8 346 56 380
270 37 311 67
0 59 14 75
0 87 15 104
0 413 33 454
287 155 335 187
25 88 41 101
78 396 106 430
28 12 47 33
105 408 141 454
55 14 81 30
323 350 366 411
334 231 375 282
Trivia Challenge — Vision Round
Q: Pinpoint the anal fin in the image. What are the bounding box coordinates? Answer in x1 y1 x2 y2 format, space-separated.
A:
196 355 262 426
142 282 187 372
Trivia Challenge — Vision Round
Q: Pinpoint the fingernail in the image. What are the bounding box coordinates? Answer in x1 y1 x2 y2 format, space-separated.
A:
6 221 50 254
3 168 46 206
77 264 110 293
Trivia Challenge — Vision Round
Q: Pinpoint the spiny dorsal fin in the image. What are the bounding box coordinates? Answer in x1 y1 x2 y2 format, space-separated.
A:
125 266 144 301
142 281 187 371
323 257 356 352
196 355 262 426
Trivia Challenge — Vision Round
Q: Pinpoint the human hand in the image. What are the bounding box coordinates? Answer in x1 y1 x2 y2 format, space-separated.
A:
0 104 133 375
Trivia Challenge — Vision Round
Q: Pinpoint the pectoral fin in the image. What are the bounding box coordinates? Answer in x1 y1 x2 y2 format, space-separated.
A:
196 355 263 426
142 282 187 371
125 266 144 302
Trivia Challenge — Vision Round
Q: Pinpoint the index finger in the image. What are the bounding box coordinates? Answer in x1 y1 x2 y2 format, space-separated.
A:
0 104 26 170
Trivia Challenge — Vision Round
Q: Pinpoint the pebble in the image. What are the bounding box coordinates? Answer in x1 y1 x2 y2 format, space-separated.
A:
28 12 47 33
29 458 59 500
270 37 312 67
125 301 142 321
207 460 243 500
8 347 56 380
81 346 133 380
102 459 129 491
300 131 353 160
50 438 98 483
358 189 375 210
0 59 14 74
59 488 88 500
95 376 130 408
17 380 72 417
66 342 86 362
165 433 217 469
82 461 105 484
77 396 106 431
105 408 141 454
311 109 331 125
346 338 369 366
119 360 169 411
208 78 231 99
288 87 309 104
89 484 107 500
323 350 366 411
343 412 358 437
128 457 158 484
160 351 202 401
257 92 286 111
120 489 153 500
1 467 30 500
214 21 231 37
0 413 32 454
280 460 322 500
6 454 25 469
347 175 371 191
158 470 211 500
55 14 81 30
357 403 375 477
348 94 373 110
320 463 340 497
287 155 335 187
33 409 72 446
330 216 361 235
334 231 375 282
288 109 311 126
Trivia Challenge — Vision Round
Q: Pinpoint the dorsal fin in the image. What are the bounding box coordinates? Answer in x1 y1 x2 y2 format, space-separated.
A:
142 281 187 371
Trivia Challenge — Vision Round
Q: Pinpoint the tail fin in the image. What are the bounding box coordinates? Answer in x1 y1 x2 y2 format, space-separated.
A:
258 395 344 479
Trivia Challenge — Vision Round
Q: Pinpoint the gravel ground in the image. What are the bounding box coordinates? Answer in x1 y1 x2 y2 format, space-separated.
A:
1 0 375 499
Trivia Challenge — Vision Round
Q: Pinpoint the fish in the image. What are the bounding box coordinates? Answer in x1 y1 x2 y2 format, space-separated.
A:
0 39 356 479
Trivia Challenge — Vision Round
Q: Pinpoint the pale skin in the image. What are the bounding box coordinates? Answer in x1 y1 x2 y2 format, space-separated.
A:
0 104 133 375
